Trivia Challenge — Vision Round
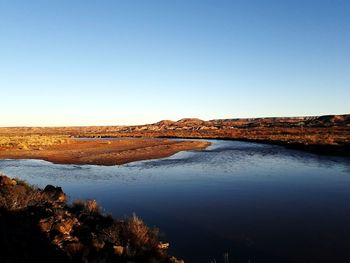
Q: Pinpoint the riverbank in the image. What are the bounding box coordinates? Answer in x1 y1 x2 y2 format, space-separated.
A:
1 114 349 157
0 174 183 263
0 137 211 165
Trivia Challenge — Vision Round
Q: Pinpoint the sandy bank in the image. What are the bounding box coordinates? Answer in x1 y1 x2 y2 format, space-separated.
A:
0 138 211 165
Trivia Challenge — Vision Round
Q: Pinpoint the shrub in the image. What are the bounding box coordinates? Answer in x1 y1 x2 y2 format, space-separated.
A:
0 182 43 210
0 135 70 148
72 199 101 214
121 214 160 251
0 174 182 263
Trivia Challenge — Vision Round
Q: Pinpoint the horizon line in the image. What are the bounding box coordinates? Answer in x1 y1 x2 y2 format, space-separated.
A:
0 113 348 128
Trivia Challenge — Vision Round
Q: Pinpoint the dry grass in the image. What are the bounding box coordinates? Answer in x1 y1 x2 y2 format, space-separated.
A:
0 174 183 262
0 181 43 210
72 199 101 214
0 135 69 149
122 213 160 251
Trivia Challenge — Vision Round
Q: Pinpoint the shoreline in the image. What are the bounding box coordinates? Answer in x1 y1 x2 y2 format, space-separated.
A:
0 138 211 166
0 174 183 262
76 135 350 157
154 136 350 157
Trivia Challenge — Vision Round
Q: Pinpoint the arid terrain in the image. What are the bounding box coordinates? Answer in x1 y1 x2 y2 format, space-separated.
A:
0 137 210 165
0 114 349 158
0 115 349 263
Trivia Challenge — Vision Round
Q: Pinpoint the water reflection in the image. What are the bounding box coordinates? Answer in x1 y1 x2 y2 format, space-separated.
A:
0 140 350 263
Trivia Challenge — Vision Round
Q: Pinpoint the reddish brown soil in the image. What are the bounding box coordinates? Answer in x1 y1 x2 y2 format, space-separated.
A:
0 114 349 156
0 139 210 165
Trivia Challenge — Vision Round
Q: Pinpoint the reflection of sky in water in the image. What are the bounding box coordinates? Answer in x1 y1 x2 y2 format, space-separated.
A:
1 140 350 263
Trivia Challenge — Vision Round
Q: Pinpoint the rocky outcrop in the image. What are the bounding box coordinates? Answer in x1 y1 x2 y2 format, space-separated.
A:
42 185 66 204
0 176 17 186
0 174 184 263
109 114 350 133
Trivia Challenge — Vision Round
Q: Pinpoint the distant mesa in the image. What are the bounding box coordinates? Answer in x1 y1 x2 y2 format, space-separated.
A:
151 114 350 129
175 118 205 124
155 120 175 126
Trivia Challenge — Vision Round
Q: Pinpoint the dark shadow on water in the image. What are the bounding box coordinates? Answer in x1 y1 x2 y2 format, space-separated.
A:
127 206 280 263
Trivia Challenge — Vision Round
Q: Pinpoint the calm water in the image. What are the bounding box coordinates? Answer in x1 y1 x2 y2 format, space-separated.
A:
1 140 350 263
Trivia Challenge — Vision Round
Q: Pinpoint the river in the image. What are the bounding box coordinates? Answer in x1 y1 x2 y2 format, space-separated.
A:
1 140 350 262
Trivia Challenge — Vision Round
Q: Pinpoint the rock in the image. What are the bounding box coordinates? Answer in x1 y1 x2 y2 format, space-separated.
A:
52 218 76 235
43 185 66 203
0 176 17 186
52 233 79 247
52 233 69 247
158 242 169 250
169 256 185 263
65 242 84 255
113 245 124 256
39 217 54 233
92 239 105 251
0 174 181 262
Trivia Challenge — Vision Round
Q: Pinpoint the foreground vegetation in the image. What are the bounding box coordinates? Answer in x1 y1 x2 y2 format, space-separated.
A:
0 135 69 150
0 174 183 263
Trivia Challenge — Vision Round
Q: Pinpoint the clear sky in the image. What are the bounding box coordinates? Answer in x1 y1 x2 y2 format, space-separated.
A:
0 0 349 126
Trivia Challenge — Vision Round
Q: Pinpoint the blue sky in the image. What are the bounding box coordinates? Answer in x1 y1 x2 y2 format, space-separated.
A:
0 0 349 126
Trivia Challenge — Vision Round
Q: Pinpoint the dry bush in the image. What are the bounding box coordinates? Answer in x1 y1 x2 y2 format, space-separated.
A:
71 199 101 214
84 199 100 214
0 183 44 210
0 135 69 149
0 174 180 262
100 222 121 244
122 214 160 251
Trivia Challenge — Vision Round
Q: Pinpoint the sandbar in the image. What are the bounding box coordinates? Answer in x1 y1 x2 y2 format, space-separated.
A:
0 138 211 165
